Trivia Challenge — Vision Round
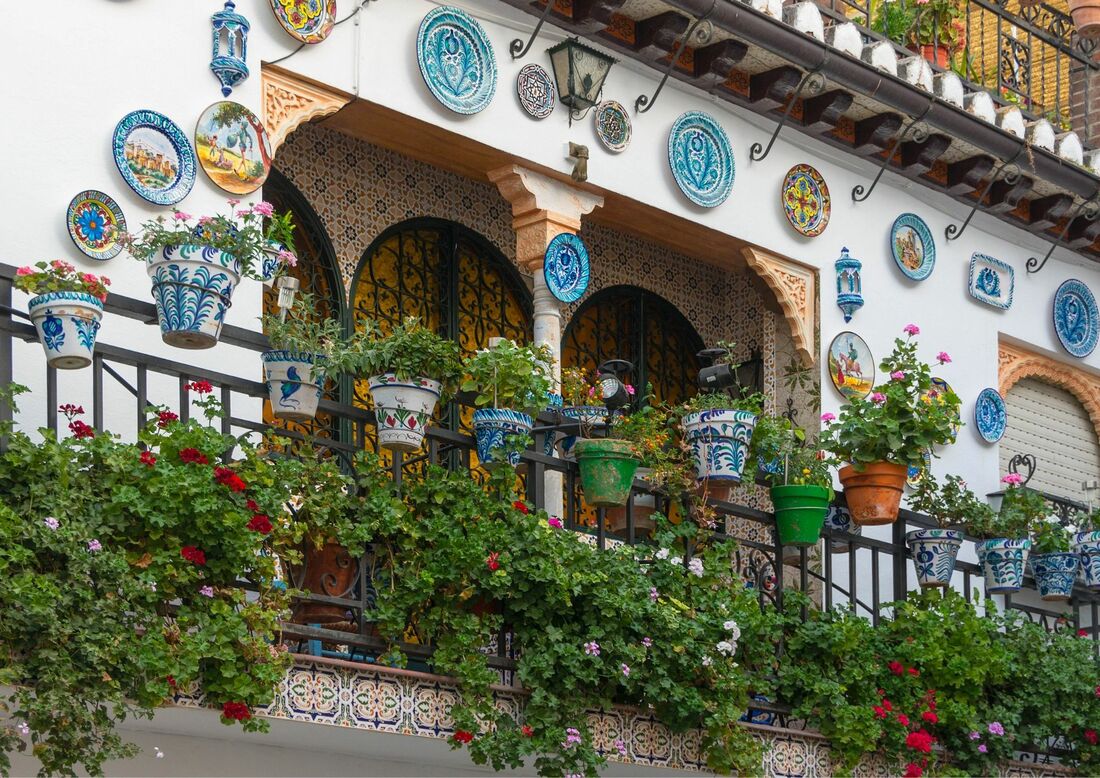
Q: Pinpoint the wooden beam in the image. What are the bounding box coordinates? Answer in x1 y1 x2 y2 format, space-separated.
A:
853 113 903 154
634 12 688 59
899 134 951 174
691 40 748 88
946 156 995 195
1028 194 1075 231
571 0 631 33
1066 214 1100 248
749 66 803 112
987 176 1034 214
799 90 853 134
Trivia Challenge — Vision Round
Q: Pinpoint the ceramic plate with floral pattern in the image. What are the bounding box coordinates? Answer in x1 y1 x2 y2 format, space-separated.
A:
66 190 127 261
417 6 497 115
782 163 830 237
594 100 631 153
269 0 336 44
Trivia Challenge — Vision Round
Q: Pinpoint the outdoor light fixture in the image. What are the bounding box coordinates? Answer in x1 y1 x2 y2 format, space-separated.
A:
275 276 300 321
547 37 616 124
597 359 633 411
697 348 764 396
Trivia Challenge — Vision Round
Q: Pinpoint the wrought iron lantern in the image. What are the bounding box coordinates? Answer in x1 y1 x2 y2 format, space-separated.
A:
835 246 863 323
547 37 616 124
210 0 250 98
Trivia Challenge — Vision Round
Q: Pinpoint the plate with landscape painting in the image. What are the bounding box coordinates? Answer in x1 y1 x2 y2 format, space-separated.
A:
890 213 935 281
828 331 874 400
196 101 273 195
66 190 126 261
112 109 196 206
269 0 336 44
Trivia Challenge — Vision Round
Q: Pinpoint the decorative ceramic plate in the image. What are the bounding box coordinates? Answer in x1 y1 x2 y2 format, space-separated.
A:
112 110 196 206
269 0 336 44
516 63 554 119
66 190 126 261
782 164 830 237
974 387 1007 444
594 100 631 153
968 253 1013 310
667 111 734 208
890 213 935 281
1054 278 1099 358
907 449 932 490
195 101 273 195
926 377 960 438
827 331 874 400
543 233 590 303
417 6 497 115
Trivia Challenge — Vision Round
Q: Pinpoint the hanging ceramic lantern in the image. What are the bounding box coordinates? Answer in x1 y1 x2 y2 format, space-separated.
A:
210 0 250 97
835 247 863 323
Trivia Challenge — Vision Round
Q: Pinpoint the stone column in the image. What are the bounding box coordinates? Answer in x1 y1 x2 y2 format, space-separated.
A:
488 165 604 516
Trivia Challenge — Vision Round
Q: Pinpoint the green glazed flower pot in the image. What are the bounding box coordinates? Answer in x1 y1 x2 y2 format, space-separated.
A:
771 484 831 547
575 438 640 508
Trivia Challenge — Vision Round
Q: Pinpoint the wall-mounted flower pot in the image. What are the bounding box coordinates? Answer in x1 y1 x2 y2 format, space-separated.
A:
978 537 1031 593
906 529 964 588
289 540 356 626
918 44 949 68
147 244 240 349
1070 0 1100 39
263 350 325 421
368 374 442 452
473 408 533 467
837 461 907 526
681 409 757 483
559 405 608 456
27 292 103 369
575 438 640 508
771 484 831 547
824 505 861 552
543 392 563 456
1075 530 1100 590
1031 551 1080 601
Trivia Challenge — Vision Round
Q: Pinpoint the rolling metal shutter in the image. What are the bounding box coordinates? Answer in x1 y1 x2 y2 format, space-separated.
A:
999 377 1100 503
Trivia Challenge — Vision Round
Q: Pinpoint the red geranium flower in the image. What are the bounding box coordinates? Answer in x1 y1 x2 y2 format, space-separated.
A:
187 380 214 394
453 730 474 744
873 706 886 719
166 675 177 689
883 699 893 712
140 450 157 467
221 701 251 721
513 500 529 514
1086 729 1098 746
1079 629 1090 638
922 711 938 725
179 448 209 465
897 714 910 727
246 499 260 512
906 729 935 754
247 514 273 534
486 551 500 572
903 763 923 778
59 403 84 417
214 467 247 492
908 667 920 676
521 725 534 737
888 661 904 676
157 410 179 429
69 420 95 439
181 546 206 566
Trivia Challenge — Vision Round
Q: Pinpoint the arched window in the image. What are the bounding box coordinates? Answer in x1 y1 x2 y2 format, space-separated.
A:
562 286 704 404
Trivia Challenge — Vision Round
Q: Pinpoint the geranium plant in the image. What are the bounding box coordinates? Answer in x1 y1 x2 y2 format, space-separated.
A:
907 472 994 531
261 293 369 376
358 316 464 399
1031 517 1073 554
461 340 553 415
119 200 297 281
13 260 110 301
968 476 1048 539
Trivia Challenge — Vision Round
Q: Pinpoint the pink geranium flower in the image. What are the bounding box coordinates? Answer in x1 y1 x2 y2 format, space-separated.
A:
1001 473 1024 486
903 324 920 335
252 201 275 217
871 392 887 404
891 371 906 381
937 351 951 364
821 412 836 423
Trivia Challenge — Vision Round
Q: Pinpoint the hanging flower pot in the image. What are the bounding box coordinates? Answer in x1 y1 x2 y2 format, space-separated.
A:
473 408 534 467
837 462 907 526
262 351 325 421
288 540 356 626
978 538 1032 594
823 505 861 552
1030 552 1080 601
1070 0 1100 39
559 405 608 456
368 374 443 452
147 245 240 349
542 392 563 456
575 438 640 508
917 44 949 68
905 529 964 588
771 484 831 547
682 410 757 483
1075 531 1100 590
27 292 104 370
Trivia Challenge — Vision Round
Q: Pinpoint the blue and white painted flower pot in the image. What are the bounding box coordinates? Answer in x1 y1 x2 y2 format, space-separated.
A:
262 351 325 422
1074 530 1100 590
978 538 1032 594
368 373 442 452
27 292 104 370
543 393 563 456
147 244 240 349
681 409 757 483
473 407 533 467
824 505 862 552
559 405 608 456
1031 551 1080 601
906 529 964 588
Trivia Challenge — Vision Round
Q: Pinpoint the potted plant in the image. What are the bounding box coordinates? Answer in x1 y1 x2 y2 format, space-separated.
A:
906 473 991 588
873 0 965 67
969 475 1040 593
558 366 609 456
1074 509 1100 591
1070 0 1100 40
120 201 297 349
821 326 960 526
360 317 463 452
1030 518 1079 602
14 261 110 370
260 294 367 422
462 340 553 467
752 414 833 548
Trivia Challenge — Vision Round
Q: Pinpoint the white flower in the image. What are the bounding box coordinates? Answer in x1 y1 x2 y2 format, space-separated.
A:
723 620 737 631
655 548 670 560
154 747 165 759
670 556 683 567
716 640 735 656
687 558 704 577
701 655 713 667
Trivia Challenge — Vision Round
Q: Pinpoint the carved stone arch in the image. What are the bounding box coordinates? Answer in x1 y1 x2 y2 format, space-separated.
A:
262 65 352 154
740 246 816 367
999 341 1100 440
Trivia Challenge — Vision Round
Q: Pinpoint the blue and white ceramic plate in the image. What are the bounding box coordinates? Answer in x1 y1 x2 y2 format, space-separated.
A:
974 387 1007 443
667 111 734 208
416 6 497 115
1054 278 1099 358
66 190 126 261
594 100 631 153
543 233 590 303
890 213 935 281
516 63 554 119
112 110 196 205
968 253 1014 310
907 449 932 490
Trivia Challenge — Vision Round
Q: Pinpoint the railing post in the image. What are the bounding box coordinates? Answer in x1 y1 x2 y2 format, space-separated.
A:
0 277 12 451
892 516 908 603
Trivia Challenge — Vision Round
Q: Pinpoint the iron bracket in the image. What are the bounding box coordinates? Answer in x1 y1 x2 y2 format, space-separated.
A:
851 100 933 202
1025 189 1100 274
749 66 828 163
1007 453 1037 486
510 0 557 60
634 0 717 114
944 143 1026 242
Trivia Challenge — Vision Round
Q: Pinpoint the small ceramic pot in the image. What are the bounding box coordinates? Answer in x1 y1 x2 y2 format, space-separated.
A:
1075 530 1100 590
473 408 533 467
27 291 104 369
771 484 831 547
262 351 325 421
837 461 907 526
368 374 442 452
978 538 1032 594
147 244 240 349
1031 552 1080 601
559 405 608 456
542 392 563 456
681 409 757 484
1070 0 1100 38
575 438 640 508
823 505 862 552
906 529 965 588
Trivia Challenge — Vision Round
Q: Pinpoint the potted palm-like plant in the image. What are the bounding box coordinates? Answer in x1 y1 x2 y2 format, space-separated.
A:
14 260 110 369
821 325 960 526
1030 518 1079 602
361 318 463 452
969 474 1041 594
462 340 553 467
906 473 992 588
752 414 833 548
1074 510 1100 591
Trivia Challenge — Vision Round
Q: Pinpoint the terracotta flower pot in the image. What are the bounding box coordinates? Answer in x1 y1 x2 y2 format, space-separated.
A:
919 44 949 68
837 462 908 526
1070 0 1100 39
